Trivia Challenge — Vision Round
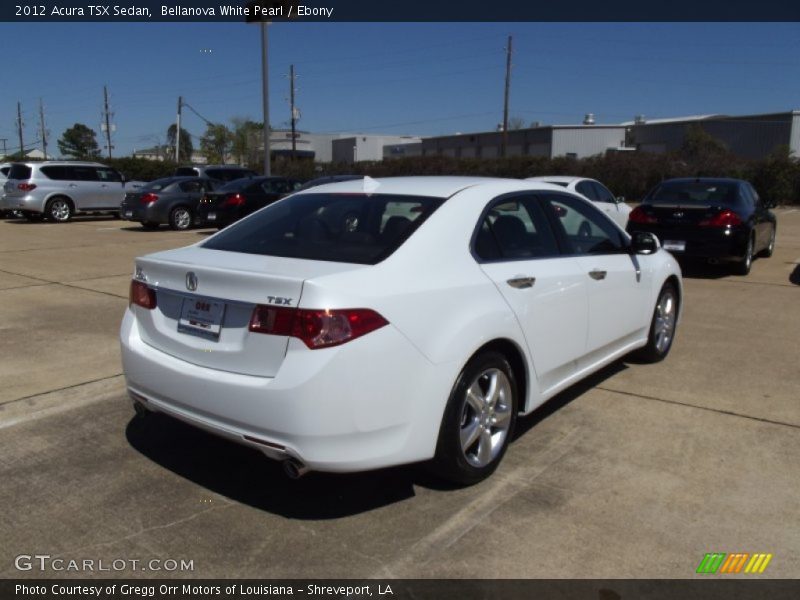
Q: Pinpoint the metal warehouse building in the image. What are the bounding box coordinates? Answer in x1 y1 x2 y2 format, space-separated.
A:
421 123 627 159
627 111 800 159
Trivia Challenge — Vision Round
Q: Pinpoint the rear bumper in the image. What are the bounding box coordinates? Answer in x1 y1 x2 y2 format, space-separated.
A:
2 193 45 213
120 309 455 473
627 225 749 261
196 205 241 227
120 201 169 223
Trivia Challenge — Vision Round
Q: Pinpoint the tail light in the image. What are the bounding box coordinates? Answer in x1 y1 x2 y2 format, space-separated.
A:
629 206 658 224
699 209 742 227
129 280 156 309
222 193 245 207
17 183 36 192
249 306 388 349
140 193 158 204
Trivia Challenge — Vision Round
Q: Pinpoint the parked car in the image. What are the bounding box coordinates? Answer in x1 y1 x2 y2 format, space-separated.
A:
196 176 302 229
0 162 11 218
120 176 220 230
627 177 776 275
294 174 362 192
2 161 138 222
526 176 631 229
121 176 681 484
174 165 257 182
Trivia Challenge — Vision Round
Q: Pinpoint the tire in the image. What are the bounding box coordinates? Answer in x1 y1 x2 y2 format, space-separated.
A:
45 197 73 223
140 221 160 230
760 226 776 258
735 234 754 276
431 351 518 485
169 206 193 231
634 282 679 363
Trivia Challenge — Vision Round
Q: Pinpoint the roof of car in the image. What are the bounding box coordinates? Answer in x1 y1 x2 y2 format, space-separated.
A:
295 176 528 198
15 161 108 167
659 177 745 185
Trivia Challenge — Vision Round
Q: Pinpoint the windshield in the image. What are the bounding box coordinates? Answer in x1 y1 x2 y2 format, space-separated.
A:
203 192 444 264
645 182 739 206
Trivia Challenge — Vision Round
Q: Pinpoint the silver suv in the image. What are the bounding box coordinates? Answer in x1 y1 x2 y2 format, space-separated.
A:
2 161 137 222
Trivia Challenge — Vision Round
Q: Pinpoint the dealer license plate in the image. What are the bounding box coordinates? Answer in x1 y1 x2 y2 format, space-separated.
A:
662 240 686 252
178 296 225 341
207 212 216 221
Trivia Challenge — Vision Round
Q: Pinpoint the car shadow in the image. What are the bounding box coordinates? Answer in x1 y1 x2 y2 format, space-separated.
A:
790 264 800 286
126 361 629 518
677 260 731 280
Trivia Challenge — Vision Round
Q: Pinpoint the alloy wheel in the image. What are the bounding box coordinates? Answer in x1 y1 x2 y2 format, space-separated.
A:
653 288 677 354
459 368 513 468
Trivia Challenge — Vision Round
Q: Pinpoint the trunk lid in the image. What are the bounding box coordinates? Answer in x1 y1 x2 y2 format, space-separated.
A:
645 203 722 229
132 247 365 377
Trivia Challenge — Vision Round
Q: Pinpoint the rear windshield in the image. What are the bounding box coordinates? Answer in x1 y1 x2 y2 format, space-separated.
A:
645 182 739 206
203 193 444 264
174 167 199 177
217 178 258 192
142 178 181 192
8 165 32 180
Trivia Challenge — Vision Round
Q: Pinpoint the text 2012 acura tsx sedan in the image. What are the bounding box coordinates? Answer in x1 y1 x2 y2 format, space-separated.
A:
121 177 682 484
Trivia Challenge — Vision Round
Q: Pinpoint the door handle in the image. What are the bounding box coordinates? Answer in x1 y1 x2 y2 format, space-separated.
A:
588 270 607 280
507 277 536 289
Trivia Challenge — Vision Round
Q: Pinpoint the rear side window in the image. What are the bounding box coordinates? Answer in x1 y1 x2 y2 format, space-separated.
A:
474 196 560 261
179 181 203 193
40 166 69 180
203 193 444 264
142 178 178 192
8 165 32 179
576 180 599 201
71 166 99 181
262 179 293 194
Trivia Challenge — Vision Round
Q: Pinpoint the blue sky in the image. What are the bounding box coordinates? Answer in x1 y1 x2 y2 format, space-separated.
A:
2 22 800 157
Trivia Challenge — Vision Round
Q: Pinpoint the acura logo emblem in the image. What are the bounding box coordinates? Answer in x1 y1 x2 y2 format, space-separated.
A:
186 272 198 291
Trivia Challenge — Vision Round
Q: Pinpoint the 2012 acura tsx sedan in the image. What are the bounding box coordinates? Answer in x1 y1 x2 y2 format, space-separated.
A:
121 176 682 484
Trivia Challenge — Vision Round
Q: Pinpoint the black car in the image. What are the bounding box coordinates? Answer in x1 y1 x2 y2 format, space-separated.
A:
196 176 301 228
120 176 219 230
627 177 776 275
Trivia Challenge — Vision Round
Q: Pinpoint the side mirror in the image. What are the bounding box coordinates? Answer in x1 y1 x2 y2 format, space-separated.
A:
615 196 626 204
119 172 128 183
630 231 659 255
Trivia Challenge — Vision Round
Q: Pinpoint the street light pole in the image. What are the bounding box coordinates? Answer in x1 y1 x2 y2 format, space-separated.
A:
260 22 271 176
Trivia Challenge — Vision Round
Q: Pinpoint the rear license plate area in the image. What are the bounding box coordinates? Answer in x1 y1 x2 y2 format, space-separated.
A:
178 296 226 341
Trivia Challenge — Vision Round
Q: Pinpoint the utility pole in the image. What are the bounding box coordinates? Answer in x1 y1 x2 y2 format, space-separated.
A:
289 64 297 161
16 102 24 159
39 99 48 159
103 85 113 158
175 96 183 163
260 22 271 176
0 139 7 159
501 35 513 158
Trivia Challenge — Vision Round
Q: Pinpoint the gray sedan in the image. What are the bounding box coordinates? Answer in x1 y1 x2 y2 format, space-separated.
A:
120 176 219 230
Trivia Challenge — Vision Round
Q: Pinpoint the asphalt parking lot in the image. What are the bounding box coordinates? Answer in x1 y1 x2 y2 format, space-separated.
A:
1 211 799 579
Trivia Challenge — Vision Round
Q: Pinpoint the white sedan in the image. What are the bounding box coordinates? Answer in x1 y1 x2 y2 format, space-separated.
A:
121 176 681 484
527 175 632 229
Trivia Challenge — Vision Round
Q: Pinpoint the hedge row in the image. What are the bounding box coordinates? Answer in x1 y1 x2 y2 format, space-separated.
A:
104 150 800 205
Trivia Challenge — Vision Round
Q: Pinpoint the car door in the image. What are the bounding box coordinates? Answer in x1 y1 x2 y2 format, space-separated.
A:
65 165 102 210
94 167 124 209
745 183 771 251
542 192 650 358
475 194 589 392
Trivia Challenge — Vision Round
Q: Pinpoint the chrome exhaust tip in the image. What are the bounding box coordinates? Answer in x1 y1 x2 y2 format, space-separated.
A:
283 458 310 480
